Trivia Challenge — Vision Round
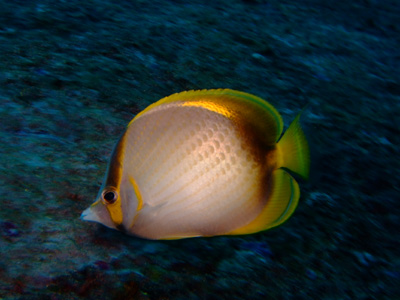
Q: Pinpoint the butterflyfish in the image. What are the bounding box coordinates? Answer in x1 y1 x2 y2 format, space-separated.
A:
81 89 310 240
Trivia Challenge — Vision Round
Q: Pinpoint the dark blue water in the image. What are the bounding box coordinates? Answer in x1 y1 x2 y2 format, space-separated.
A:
0 0 399 299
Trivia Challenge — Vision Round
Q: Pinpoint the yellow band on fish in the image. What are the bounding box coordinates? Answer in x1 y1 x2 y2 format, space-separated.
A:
129 176 143 211
106 200 123 225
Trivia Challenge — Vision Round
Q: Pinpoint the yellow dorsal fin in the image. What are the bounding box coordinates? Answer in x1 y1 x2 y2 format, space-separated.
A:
226 169 300 235
129 89 284 146
276 113 310 180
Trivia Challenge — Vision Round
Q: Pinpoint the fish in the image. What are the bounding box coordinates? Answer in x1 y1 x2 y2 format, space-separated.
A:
81 89 310 240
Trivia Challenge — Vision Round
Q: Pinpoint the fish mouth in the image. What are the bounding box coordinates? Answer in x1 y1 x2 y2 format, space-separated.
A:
80 207 96 222
80 202 118 230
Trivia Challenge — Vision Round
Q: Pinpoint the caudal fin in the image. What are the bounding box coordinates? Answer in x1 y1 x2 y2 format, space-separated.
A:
276 113 310 180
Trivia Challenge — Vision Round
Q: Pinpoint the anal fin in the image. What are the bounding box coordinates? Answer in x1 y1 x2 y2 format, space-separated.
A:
226 169 300 235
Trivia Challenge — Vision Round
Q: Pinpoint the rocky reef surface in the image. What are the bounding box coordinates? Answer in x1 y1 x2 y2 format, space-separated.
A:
0 0 399 299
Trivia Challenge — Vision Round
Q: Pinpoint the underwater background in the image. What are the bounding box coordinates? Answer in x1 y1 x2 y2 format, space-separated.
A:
0 0 399 299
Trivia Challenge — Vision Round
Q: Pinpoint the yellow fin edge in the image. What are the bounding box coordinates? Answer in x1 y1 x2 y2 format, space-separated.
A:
226 169 300 235
129 89 283 136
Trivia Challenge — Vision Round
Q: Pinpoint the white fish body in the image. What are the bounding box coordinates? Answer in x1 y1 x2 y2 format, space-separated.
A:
81 89 309 240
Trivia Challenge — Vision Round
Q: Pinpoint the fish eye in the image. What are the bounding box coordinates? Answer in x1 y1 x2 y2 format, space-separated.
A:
102 189 118 204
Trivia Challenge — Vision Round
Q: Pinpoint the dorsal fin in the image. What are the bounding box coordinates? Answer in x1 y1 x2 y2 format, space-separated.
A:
130 89 283 146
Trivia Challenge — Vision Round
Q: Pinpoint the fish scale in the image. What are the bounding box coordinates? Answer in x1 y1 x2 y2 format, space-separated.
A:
141 107 253 215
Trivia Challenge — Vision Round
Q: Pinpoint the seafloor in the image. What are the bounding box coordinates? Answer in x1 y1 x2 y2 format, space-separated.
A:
0 0 399 299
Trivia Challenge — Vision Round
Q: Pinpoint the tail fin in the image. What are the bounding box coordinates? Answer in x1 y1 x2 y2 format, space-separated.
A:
277 113 310 180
